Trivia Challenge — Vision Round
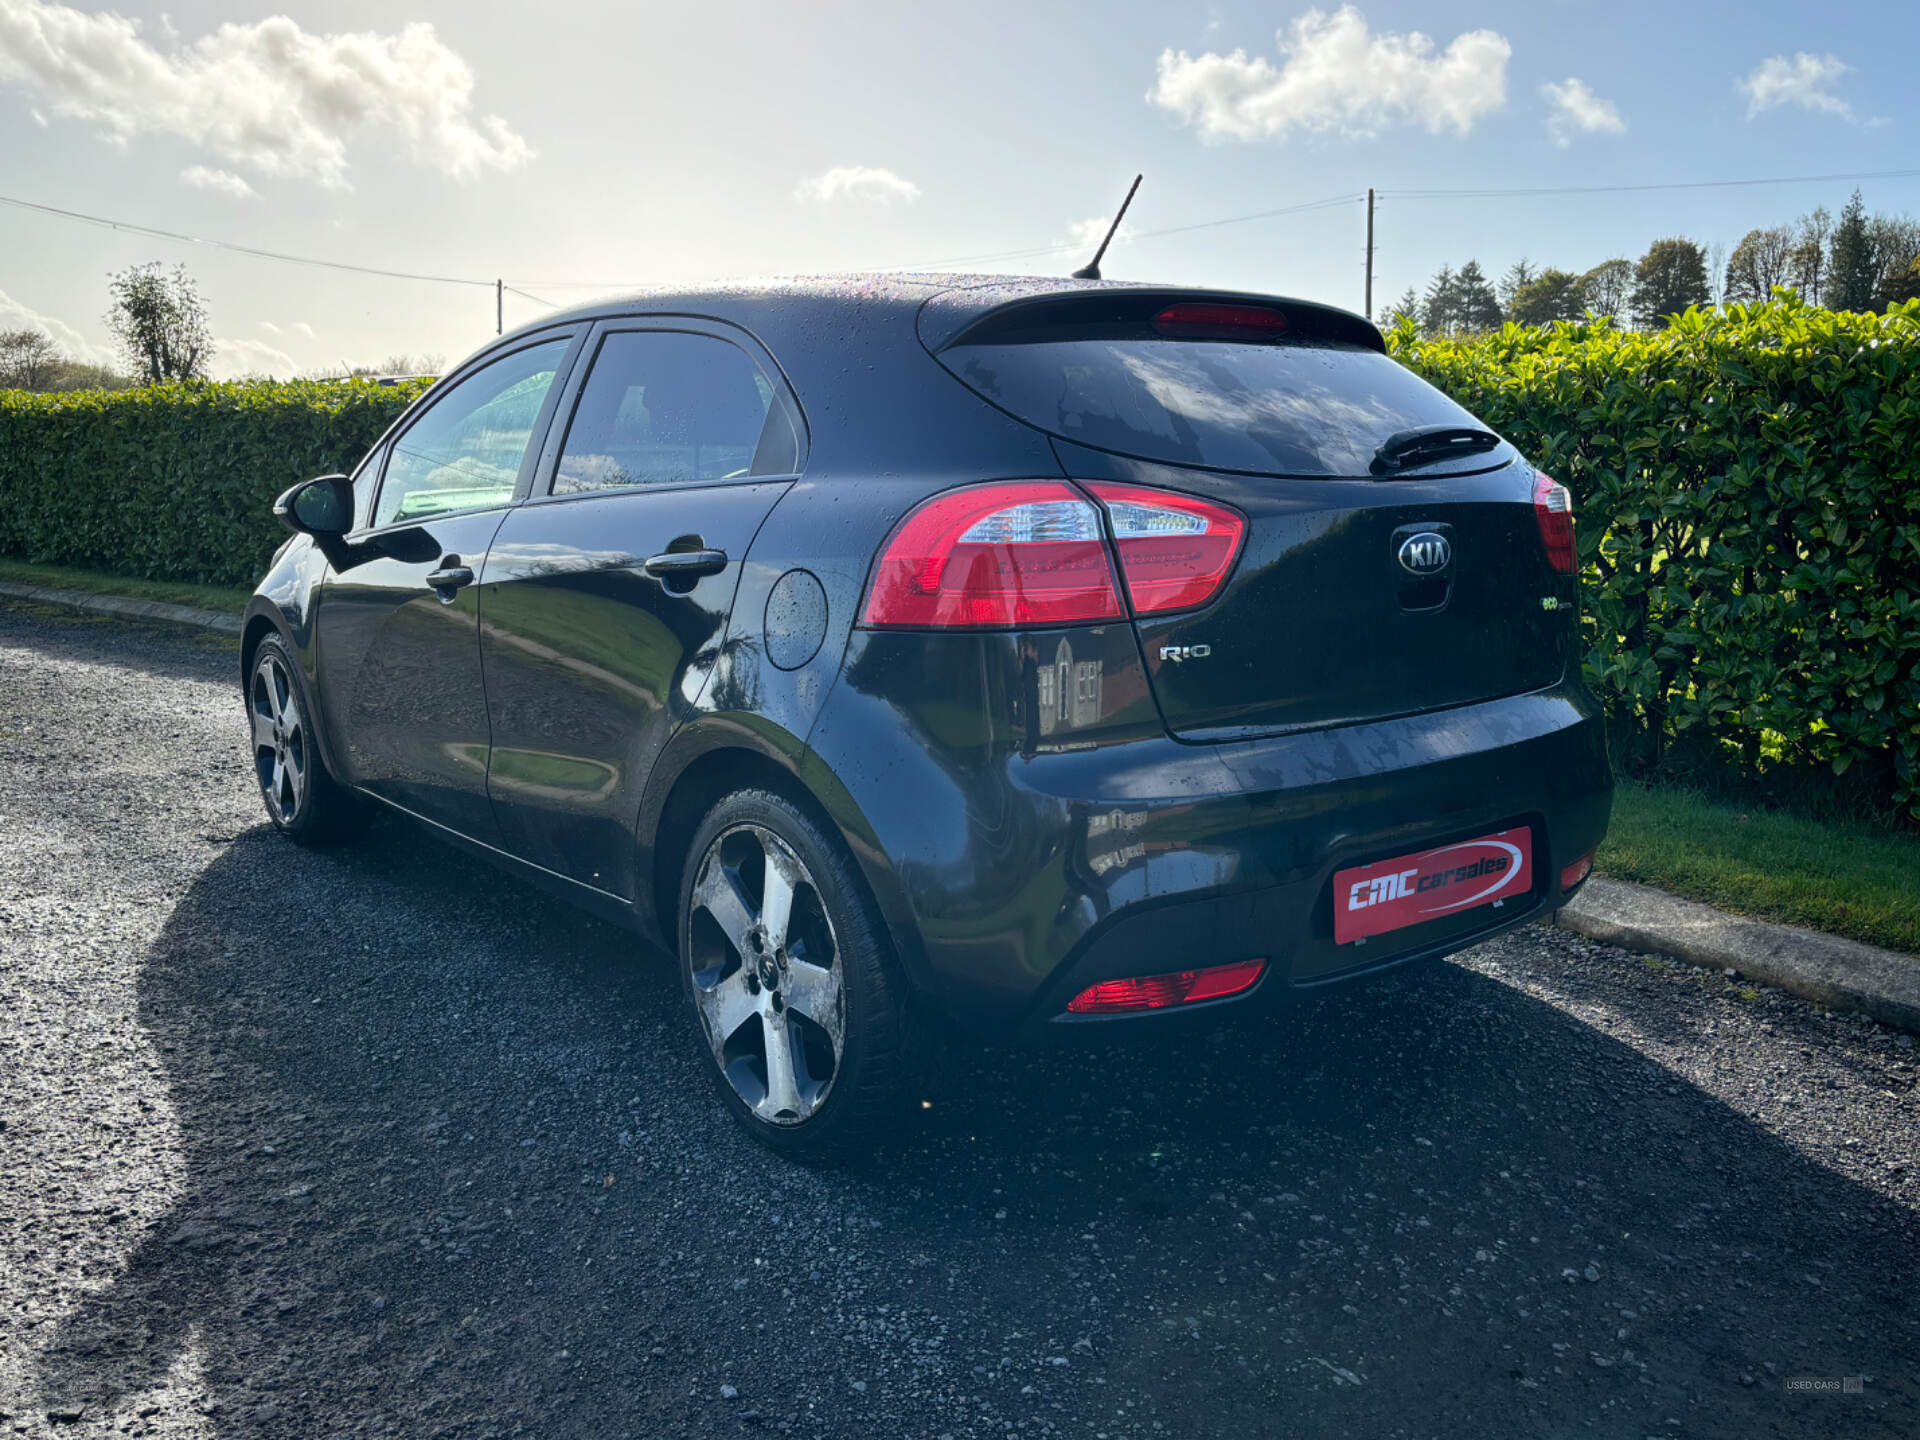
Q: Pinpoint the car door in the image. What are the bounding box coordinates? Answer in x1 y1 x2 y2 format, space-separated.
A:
478 321 805 896
313 331 582 841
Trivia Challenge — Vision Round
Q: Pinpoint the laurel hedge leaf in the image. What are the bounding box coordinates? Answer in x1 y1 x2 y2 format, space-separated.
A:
1392 294 1920 817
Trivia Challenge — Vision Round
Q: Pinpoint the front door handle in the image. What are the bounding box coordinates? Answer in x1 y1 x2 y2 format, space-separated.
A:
643 548 728 581
426 562 475 600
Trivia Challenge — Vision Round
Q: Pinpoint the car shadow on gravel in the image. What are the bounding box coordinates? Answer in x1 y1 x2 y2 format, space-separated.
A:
35 818 1920 1438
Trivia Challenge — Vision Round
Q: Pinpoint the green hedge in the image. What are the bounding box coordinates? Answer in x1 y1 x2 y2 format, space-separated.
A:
0 378 429 588
4 302 1917 816
1391 296 1920 819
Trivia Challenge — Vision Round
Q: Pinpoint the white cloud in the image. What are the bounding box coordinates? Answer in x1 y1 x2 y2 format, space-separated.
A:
210 336 296 380
1541 77 1625 147
1066 214 1137 251
794 165 921 205
0 286 117 365
1148 5 1510 142
0 0 531 187
1738 52 1854 121
181 164 253 198
293 321 316 339
257 320 281 335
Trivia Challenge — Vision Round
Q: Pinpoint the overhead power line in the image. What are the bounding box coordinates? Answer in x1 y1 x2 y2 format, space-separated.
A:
515 194 1371 286
890 192 1366 274
502 284 559 310
4 162 1917 303
0 190 493 289
1381 167 1920 201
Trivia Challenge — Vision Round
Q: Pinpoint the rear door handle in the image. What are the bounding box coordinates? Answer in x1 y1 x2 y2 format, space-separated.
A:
643 548 728 580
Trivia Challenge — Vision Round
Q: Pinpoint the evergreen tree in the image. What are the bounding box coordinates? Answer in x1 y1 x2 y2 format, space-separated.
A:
1630 239 1710 329
1453 260 1504 332
1497 258 1537 316
1827 190 1878 312
1383 287 1423 330
1507 269 1587 326
1423 265 1458 336
1880 257 1920 309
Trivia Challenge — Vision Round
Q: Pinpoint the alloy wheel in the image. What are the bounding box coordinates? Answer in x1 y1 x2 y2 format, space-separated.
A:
686 822 845 1125
250 651 308 825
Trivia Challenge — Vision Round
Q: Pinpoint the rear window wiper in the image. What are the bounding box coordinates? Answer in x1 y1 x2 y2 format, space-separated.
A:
1370 425 1503 476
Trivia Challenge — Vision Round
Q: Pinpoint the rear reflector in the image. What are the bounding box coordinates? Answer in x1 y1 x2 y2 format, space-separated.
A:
1559 852 1594 891
860 481 1125 628
1152 303 1288 338
1085 482 1246 615
1533 472 1576 575
1065 958 1267 1015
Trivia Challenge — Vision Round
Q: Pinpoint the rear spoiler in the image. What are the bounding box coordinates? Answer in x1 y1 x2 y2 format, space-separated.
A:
917 284 1386 354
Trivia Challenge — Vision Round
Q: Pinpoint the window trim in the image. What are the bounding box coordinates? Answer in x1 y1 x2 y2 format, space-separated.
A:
347 439 389 533
524 316 809 507
357 326 587 538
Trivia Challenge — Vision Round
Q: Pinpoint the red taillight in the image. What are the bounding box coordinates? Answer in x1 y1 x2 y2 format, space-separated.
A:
860 481 1124 628
1533 472 1576 576
1152 303 1288 338
1066 958 1267 1015
1559 852 1594 891
1085 482 1245 615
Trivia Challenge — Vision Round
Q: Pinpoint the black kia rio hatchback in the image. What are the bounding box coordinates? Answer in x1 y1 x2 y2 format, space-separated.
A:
245 274 1611 1155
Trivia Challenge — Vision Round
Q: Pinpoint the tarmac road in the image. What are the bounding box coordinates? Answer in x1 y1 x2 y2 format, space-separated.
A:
1 598 1916 1439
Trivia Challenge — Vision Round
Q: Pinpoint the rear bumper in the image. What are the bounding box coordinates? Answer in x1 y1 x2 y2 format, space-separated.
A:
1027 842 1566 1043
807 631 1611 1041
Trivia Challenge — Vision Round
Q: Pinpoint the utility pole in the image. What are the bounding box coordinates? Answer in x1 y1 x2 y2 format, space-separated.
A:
1364 188 1375 321
496 279 503 336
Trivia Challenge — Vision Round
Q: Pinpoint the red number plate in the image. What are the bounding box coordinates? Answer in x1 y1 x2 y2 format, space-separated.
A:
1334 829 1532 945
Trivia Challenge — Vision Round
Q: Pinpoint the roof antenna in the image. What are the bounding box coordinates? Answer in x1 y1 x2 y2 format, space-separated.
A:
1071 174 1142 281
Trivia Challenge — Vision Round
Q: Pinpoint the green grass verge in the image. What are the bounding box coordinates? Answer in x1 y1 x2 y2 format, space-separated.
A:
1598 780 1920 956
6 556 1914 956
0 556 253 614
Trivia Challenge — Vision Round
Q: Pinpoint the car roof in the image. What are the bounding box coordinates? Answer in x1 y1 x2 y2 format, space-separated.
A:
504 273 1379 353
516 273 1114 328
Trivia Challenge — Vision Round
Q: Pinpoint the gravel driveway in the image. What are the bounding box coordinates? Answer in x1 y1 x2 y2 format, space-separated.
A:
2 599 1915 1439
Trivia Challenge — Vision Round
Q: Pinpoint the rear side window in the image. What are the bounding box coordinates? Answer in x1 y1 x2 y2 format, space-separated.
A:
939 308 1490 478
553 330 798 495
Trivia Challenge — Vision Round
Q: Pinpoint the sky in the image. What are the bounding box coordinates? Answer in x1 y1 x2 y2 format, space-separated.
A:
1 0 1915 378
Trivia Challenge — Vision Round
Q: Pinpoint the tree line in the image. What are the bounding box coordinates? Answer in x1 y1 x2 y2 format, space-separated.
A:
1389 189 1920 336
0 263 440 392
0 263 211 392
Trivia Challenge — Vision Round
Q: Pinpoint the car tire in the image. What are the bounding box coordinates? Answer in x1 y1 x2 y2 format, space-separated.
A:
247 634 366 845
677 787 918 1159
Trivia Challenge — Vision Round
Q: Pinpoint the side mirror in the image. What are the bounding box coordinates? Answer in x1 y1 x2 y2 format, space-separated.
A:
273 474 354 537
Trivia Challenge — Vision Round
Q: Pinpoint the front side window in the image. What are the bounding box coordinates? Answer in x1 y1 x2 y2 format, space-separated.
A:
375 338 570 527
552 330 798 495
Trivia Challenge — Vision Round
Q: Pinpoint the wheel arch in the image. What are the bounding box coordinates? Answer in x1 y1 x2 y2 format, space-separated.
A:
239 610 278 689
639 720 931 997
240 597 350 785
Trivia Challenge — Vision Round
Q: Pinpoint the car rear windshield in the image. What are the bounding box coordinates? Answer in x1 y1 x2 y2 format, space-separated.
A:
937 314 1494 478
